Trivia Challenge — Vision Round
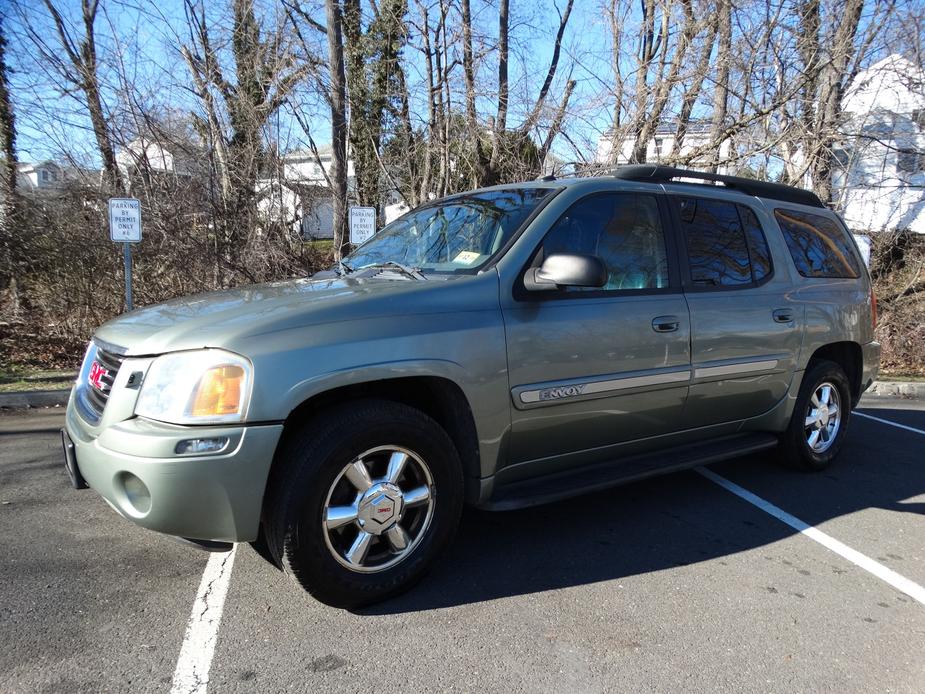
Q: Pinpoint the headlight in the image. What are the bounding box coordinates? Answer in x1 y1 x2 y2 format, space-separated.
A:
134 349 252 425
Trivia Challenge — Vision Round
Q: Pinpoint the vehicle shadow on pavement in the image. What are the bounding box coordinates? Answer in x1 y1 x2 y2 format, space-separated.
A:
360 408 925 614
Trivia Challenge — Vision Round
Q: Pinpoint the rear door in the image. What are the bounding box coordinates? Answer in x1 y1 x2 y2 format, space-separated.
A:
671 194 803 427
500 191 691 475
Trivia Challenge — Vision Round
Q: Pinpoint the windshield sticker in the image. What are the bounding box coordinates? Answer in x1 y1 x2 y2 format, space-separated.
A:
453 251 481 265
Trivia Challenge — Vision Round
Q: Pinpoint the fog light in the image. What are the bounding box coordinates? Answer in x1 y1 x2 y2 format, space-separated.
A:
116 471 151 515
175 437 230 455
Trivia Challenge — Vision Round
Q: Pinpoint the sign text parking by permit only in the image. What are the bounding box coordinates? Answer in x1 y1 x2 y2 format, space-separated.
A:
349 206 377 246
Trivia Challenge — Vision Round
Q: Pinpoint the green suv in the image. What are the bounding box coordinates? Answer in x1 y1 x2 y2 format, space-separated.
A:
62 165 879 607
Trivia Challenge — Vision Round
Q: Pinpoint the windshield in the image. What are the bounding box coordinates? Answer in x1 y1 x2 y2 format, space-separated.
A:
345 187 556 273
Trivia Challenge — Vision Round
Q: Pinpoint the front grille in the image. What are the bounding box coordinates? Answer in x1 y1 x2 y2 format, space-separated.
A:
76 341 126 424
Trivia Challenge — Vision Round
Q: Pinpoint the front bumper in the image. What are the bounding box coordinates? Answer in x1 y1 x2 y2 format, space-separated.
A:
65 396 283 543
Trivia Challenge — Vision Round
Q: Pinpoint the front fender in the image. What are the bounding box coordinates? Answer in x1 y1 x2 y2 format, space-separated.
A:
239 311 511 480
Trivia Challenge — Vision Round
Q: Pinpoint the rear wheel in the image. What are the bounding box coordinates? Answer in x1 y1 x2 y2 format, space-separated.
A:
779 359 851 471
264 399 464 608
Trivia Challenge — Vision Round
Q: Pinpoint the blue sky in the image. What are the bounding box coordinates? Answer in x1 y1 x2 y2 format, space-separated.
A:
6 0 903 170
7 0 616 166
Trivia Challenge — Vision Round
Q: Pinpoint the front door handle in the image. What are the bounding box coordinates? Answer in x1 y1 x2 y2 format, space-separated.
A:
773 309 794 323
652 315 680 333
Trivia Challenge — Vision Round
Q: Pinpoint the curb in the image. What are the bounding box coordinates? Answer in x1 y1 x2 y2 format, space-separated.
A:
863 381 925 400
0 389 70 409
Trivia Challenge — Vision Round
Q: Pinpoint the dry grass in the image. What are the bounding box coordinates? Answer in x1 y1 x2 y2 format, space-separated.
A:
871 232 925 377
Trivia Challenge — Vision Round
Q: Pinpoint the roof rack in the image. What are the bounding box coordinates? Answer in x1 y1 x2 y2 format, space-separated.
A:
611 164 825 209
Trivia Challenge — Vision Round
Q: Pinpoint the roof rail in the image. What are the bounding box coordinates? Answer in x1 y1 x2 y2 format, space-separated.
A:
611 164 825 209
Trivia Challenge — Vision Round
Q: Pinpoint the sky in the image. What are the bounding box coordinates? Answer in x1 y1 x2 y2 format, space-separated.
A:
6 0 616 167
5 0 905 171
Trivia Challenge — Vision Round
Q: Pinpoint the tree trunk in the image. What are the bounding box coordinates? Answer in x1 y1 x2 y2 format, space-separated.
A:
675 15 718 151
460 0 485 187
627 0 659 164
810 0 864 202
707 0 732 173
0 15 19 313
489 0 509 172
326 0 349 260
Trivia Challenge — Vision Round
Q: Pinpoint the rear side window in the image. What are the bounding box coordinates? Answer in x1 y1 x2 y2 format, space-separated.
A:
675 197 771 287
774 209 860 278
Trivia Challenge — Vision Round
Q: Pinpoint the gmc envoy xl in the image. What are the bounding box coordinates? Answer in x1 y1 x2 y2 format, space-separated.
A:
62 165 880 607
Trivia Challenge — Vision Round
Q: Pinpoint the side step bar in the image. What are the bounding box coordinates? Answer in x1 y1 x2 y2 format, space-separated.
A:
484 432 779 511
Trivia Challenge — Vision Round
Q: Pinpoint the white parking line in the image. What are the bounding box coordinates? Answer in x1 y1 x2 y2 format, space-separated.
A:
696 467 925 606
170 545 238 694
855 410 925 436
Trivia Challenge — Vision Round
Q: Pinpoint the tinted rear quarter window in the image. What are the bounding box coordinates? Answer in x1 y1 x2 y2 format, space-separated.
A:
774 208 860 278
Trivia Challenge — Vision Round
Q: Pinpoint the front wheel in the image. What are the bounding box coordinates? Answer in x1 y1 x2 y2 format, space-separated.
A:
779 359 852 471
264 399 464 608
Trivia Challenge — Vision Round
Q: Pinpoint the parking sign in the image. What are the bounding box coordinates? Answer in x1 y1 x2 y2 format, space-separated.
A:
349 206 377 245
108 198 142 242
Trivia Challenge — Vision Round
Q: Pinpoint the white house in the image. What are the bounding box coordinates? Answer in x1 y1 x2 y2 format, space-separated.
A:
273 146 408 238
833 54 925 234
255 178 336 239
116 137 199 177
251 147 346 239
595 119 733 174
282 145 356 184
16 160 64 192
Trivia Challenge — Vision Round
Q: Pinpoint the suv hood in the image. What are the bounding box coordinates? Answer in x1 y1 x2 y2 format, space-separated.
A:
94 274 484 356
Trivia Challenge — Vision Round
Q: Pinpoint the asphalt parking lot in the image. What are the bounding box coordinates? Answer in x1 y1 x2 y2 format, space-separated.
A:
1 398 923 693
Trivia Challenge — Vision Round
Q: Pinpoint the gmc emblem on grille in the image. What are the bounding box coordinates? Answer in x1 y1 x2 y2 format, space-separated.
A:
88 361 110 392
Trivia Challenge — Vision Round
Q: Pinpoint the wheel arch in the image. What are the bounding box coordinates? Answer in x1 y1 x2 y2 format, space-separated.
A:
267 374 482 507
805 341 863 406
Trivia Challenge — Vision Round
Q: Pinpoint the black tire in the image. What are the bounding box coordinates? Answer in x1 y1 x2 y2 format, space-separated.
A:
778 359 852 471
264 399 464 609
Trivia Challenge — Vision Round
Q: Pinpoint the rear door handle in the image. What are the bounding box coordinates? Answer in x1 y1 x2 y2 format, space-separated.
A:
773 309 794 323
652 315 680 333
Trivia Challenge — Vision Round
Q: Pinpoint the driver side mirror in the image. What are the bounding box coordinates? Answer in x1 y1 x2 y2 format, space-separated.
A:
524 253 608 291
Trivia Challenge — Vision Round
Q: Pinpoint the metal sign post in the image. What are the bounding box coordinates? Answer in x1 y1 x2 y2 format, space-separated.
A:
123 243 133 310
108 198 142 311
349 206 377 246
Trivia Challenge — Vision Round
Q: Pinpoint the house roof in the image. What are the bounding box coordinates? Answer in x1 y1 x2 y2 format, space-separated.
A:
602 119 718 139
843 53 925 115
284 144 334 161
254 177 331 197
16 160 61 173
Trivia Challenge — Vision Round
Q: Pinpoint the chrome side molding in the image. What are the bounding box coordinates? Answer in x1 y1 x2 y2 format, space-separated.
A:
519 369 691 404
693 359 779 379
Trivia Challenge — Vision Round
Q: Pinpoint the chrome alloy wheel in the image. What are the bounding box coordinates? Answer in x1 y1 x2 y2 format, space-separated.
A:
322 446 435 573
804 382 842 453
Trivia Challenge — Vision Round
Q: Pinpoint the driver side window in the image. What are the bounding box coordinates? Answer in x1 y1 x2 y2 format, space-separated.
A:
542 193 669 291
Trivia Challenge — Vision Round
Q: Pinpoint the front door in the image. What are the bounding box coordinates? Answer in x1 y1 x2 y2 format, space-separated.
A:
500 191 691 477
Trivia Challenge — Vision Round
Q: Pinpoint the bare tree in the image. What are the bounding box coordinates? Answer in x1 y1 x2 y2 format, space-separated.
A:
0 14 19 314
33 0 123 190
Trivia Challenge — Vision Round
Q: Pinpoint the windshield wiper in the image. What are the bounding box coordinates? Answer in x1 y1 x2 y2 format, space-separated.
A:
335 259 354 276
362 261 427 280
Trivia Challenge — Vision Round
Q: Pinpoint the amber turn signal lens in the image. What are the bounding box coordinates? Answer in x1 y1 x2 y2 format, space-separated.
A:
189 365 245 417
